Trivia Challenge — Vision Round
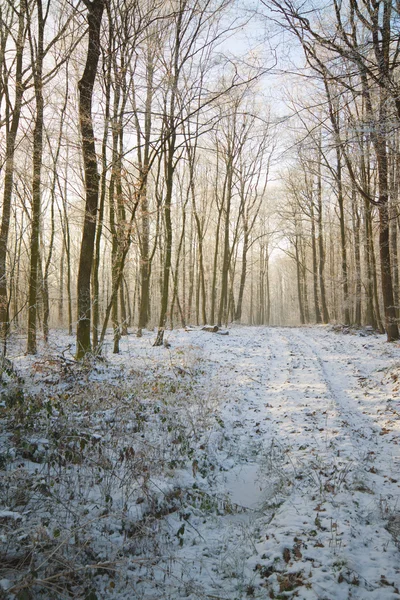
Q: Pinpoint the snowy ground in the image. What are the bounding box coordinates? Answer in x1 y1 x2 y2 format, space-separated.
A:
0 325 400 599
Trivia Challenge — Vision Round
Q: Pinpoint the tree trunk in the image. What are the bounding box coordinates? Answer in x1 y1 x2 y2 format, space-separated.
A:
360 73 399 339
316 132 329 323
210 206 222 325
109 73 121 353
218 159 233 327
235 223 249 322
154 143 175 346
310 200 321 323
390 184 399 321
336 146 350 326
27 0 45 355
138 47 154 333
295 240 305 324
376 112 399 340
0 3 25 349
351 187 362 326
265 245 271 325
76 0 104 359
93 32 111 350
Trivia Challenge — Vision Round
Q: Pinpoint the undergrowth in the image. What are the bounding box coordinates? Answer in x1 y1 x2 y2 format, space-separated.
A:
0 356 226 599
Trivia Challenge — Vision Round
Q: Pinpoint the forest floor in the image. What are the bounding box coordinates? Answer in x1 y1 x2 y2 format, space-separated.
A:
0 325 400 599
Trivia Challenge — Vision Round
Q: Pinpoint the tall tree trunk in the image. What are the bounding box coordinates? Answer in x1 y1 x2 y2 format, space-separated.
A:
109 73 122 353
189 163 207 324
336 146 350 326
137 46 154 334
154 6 184 347
329 232 337 322
43 72 68 342
258 247 264 325
376 126 399 339
27 0 45 354
154 146 175 346
265 245 271 325
115 61 128 343
316 156 329 322
310 200 321 323
170 192 189 328
360 73 399 339
295 240 305 324
390 167 399 320
368 209 384 332
187 214 195 324
57 146 73 335
42 190 55 343
361 139 376 328
218 159 233 327
93 33 111 350
0 2 25 350
76 0 104 359
59 247 64 325
210 206 222 324
352 187 362 326
235 222 249 323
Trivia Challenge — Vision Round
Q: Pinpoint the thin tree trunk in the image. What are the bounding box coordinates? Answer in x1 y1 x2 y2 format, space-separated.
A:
336 146 350 326
295 240 305 324
218 159 233 327
0 3 25 349
109 73 121 353
235 222 248 322
310 200 321 323
316 144 329 323
210 207 222 324
265 245 271 325
42 192 55 343
59 247 64 324
27 0 45 354
361 142 376 327
190 185 207 325
93 33 111 350
390 158 399 319
137 46 154 334
369 210 384 332
154 6 184 347
352 187 362 326
154 145 175 346
170 192 188 328
43 74 68 342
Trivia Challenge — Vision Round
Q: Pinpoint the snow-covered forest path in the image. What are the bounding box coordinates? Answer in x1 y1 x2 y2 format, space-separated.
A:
2 326 400 599
162 325 400 600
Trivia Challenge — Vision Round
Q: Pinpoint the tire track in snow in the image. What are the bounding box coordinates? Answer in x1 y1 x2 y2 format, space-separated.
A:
250 327 400 600
285 328 381 457
288 329 400 479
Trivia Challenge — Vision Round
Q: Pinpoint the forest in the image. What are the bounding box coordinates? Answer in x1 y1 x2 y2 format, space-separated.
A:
1 0 399 357
1 1 400 599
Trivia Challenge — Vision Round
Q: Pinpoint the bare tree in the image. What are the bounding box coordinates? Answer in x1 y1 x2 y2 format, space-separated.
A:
76 0 105 358
0 0 27 353
263 0 399 337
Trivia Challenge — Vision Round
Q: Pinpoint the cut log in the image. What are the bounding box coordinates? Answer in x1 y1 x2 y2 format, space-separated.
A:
201 325 219 332
216 330 229 335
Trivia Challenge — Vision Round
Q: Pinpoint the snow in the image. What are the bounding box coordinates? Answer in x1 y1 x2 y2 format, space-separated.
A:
0 511 23 521
0 325 400 598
